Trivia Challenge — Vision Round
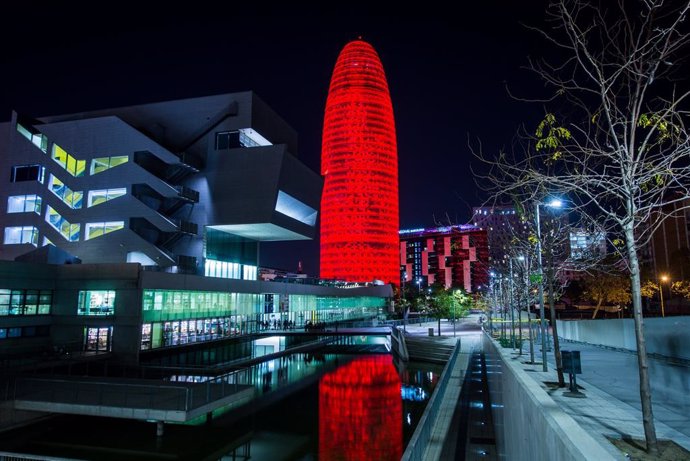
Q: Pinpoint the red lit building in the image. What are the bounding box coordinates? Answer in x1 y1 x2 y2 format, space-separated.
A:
320 39 399 284
400 225 489 293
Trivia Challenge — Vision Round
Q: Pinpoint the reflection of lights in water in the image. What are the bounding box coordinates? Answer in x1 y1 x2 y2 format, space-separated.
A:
406 413 412 425
470 401 484 409
319 355 402 461
401 384 428 401
427 371 434 382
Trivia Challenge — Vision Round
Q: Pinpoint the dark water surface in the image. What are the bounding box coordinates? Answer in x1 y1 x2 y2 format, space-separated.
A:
0 353 441 460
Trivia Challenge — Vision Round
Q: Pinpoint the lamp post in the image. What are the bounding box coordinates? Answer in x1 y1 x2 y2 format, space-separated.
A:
660 274 669 318
534 198 562 372
508 258 515 349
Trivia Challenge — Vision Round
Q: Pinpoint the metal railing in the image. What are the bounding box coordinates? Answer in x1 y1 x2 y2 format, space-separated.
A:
401 338 462 461
12 367 252 413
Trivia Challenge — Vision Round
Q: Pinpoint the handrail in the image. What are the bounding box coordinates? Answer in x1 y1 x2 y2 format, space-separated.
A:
401 338 462 461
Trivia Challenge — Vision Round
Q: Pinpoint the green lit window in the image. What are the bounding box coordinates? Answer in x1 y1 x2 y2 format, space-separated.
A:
51 144 86 177
87 188 126 207
90 155 128 175
0 289 52 316
45 206 80 242
7 195 41 214
85 221 124 240
48 174 83 209
78 290 115 316
3 226 38 245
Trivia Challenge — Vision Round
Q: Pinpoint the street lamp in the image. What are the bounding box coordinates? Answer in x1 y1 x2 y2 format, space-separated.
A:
660 274 669 318
534 198 563 372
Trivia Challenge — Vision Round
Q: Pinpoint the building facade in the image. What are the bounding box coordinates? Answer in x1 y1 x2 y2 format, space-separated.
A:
0 92 321 276
0 260 391 364
399 225 489 293
320 39 399 284
472 205 527 271
0 93 393 364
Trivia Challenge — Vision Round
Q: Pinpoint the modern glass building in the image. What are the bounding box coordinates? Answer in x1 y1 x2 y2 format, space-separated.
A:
0 260 390 363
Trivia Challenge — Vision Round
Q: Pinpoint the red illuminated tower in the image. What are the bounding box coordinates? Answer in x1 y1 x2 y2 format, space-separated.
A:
320 39 399 283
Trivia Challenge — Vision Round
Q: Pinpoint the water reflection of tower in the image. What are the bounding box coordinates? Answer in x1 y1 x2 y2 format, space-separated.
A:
319 355 402 460
320 39 399 284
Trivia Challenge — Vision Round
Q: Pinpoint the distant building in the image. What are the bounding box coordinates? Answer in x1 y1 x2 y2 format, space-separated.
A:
568 228 607 260
472 206 527 271
559 228 608 281
399 225 489 293
645 198 690 279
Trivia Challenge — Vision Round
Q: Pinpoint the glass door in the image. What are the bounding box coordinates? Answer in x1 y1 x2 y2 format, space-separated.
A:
85 326 112 351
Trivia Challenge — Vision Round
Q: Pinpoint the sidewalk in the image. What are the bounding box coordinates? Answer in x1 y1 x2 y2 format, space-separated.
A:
512 337 690 457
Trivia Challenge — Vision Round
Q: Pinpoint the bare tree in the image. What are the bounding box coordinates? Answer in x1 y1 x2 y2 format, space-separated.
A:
475 0 690 454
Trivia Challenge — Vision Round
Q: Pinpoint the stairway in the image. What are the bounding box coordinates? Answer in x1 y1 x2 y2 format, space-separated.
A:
405 336 456 364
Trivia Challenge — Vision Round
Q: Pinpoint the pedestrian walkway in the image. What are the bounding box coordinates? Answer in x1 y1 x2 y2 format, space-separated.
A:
401 318 489 460
514 337 690 457
408 317 690 459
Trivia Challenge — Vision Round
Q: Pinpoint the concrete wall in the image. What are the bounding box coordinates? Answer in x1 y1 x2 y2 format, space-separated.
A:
556 316 690 361
483 334 616 461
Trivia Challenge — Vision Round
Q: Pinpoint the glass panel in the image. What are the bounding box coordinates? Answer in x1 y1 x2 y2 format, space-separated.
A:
16 123 32 141
52 144 68 169
85 222 124 240
109 156 128 168
91 157 109 175
4 226 38 245
78 290 115 315
7 196 25 213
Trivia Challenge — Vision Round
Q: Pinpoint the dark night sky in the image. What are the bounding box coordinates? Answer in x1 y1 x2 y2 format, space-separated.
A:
0 2 550 274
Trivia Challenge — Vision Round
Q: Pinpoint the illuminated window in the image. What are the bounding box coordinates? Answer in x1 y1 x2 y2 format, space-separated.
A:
45 206 80 241
78 290 115 315
204 259 257 280
239 128 271 147
85 221 124 240
87 188 126 207
51 144 85 177
0 289 52 316
42 237 53 247
10 164 44 183
3 226 38 245
7 195 41 214
16 123 48 152
48 174 82 209
90 155 128 175
275 190 317 226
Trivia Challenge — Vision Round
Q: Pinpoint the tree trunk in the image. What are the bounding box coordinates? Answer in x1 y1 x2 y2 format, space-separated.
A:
438 317 441 337
625 224 658 455
591 300 603 320
547 261 565 387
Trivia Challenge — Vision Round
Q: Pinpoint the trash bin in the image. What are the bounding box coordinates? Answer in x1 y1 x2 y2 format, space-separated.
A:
428 328 434 337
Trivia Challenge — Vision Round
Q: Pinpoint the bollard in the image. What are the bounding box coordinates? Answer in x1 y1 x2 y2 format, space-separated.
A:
428 328 434 337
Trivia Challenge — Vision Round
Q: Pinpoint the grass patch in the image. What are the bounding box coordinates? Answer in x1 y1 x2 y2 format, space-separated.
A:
607 436 690 460
498 337 523 349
